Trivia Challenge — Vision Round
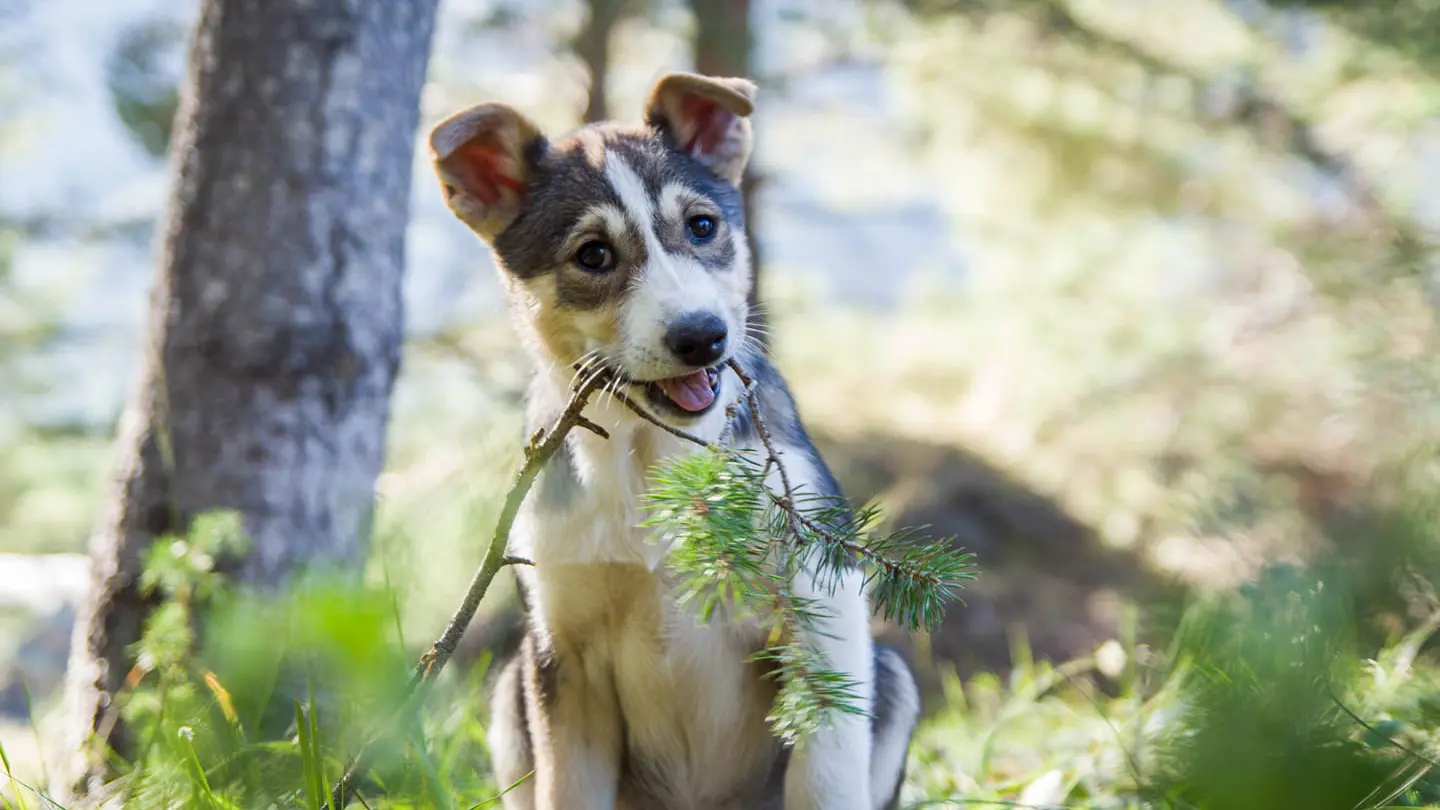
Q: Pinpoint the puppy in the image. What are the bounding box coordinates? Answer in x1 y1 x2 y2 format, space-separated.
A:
429 72 919 810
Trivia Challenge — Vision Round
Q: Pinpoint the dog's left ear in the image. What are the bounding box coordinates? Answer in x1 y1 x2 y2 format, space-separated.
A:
644 72 756 185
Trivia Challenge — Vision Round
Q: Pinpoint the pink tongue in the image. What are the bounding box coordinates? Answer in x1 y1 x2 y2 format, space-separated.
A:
656 370 715 412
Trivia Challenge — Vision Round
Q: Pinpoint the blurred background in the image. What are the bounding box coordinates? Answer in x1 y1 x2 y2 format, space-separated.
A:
3 0 1440 807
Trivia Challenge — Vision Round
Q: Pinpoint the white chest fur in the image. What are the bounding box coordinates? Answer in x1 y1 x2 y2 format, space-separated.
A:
512 408 782 804
517 418 672 568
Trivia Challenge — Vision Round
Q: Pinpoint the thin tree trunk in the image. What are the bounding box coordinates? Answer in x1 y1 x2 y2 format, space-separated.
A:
59 0 438 797
577 0 628 123
691 0 764 333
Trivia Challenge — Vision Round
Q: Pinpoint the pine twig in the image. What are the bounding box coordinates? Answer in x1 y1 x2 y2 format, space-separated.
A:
726 359 794 504
328 370 611 809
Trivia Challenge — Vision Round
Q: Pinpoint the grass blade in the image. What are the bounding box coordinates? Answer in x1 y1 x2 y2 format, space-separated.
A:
295 700 322 810
467 771 533 809
0 739 30 810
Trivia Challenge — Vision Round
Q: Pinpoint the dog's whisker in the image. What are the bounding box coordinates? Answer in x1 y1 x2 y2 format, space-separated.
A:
603 371 625 410
577 361 611 401
579 366 609 396
609 368 633 410
572 361 601 394
568 349 604 389
598 376 612 409
570 349 597 371
565 353 595 391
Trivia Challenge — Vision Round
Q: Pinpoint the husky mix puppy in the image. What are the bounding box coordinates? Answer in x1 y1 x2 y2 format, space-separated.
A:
428 72 919 810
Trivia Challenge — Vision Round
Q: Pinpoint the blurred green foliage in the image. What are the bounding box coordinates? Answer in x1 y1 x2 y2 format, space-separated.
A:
104 18 183 159
860 0 1440 617
1152 565 1413 809
60 511 501 810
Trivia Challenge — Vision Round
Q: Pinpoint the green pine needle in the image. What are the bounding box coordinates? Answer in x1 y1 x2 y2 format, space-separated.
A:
642 443 977 740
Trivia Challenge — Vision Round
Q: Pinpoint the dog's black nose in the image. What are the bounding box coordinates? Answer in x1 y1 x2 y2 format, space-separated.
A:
665 312 728 367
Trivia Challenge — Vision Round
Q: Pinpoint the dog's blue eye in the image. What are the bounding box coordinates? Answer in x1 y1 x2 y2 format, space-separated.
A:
574 240 615 272
686 215 716 243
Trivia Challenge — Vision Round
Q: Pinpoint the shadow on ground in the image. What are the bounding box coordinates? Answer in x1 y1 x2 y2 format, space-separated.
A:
815 433 1181 692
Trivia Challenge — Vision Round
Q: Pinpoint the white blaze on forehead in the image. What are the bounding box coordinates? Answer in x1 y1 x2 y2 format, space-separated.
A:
602 152 665 256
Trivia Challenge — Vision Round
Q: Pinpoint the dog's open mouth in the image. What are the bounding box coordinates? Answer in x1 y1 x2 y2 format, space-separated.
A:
645 366 721 415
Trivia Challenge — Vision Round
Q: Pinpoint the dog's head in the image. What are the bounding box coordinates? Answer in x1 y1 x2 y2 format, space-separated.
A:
430 73 757 424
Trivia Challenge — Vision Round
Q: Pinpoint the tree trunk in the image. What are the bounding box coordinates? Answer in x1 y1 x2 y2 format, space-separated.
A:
59 0 437 796
691 0 764 333
577 0 628 123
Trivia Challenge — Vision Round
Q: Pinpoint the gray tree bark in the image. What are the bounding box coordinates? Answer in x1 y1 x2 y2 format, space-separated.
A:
577 0 629 123
58 0 438 797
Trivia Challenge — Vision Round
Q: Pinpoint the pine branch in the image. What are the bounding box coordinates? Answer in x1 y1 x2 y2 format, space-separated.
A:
636 360 973 737
757 642 868 746
725 360 975 632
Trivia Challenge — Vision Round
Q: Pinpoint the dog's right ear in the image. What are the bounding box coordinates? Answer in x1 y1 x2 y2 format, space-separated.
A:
429 104 546 240
644 73 755 185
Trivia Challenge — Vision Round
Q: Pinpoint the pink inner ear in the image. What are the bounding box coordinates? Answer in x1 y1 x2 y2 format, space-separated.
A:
679 95 733 154
449 137 525 205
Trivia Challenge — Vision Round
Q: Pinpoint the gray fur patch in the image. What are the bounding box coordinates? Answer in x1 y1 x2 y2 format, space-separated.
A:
609 135 746 279
731 347 848 505
872 644 918 810
492 139 617 281
609 135 746 231
538 442 580 509
871 645 907 733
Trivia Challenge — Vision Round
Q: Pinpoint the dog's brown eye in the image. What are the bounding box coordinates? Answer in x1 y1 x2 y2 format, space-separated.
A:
686 215 716 243
574 240 615 272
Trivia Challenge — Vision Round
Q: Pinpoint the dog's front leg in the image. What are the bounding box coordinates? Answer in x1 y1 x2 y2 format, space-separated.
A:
782 564 874 810
528 649 623 810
